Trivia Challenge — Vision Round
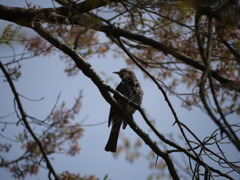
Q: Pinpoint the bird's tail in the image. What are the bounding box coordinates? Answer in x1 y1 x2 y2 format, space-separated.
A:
105 122 121 152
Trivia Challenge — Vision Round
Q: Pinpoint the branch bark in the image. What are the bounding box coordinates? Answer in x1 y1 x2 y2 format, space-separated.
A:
0 4 239 92
31 21 181 180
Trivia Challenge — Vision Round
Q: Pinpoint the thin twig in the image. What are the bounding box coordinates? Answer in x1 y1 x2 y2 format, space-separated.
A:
0 61 59 180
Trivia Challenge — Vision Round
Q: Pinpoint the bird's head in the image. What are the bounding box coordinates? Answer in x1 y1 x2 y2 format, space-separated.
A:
113 68 136 80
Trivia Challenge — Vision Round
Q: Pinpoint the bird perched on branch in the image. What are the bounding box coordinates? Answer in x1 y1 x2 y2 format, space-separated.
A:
105 68 143 152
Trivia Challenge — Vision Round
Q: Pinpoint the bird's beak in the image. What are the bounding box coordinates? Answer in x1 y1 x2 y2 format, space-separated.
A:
113 71 120 74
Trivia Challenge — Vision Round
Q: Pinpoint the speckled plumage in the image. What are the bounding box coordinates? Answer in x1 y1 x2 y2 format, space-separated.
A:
105 68 143 152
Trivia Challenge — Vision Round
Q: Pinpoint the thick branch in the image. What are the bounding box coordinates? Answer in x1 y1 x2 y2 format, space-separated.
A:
31 21 235 179
95 24 240 92
0 0 118 26
31 21 181 180
0 4 239 92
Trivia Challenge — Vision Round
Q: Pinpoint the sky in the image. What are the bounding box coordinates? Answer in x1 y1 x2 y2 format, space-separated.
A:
0 1 239 180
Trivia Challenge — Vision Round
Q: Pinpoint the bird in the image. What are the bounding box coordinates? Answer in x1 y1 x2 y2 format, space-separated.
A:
105 68 143 152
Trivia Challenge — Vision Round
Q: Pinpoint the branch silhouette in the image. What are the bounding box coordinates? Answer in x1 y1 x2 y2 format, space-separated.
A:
31 21 181 180
0 61 59 180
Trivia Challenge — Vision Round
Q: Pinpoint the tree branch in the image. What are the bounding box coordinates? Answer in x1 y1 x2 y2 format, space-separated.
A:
30 21 182 180
0 4 239 92
0 61 59 180
114 36 235 179
195 16 240 151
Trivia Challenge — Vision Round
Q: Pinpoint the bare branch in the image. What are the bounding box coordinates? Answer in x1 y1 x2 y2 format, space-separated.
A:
0 4 239 92
0 61 59 180
31 21 181 180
